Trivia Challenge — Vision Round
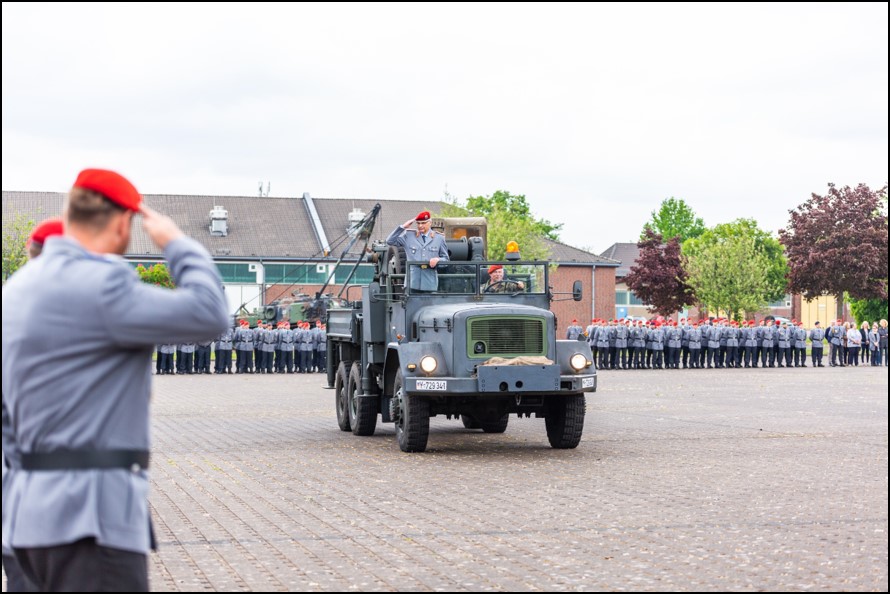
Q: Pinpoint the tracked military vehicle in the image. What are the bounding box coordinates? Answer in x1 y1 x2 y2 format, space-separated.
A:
238 294 331 329
326 215 597 452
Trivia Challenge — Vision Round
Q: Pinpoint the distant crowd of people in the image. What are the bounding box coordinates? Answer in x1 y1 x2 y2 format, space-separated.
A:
156 319 327 375
565 318 889 370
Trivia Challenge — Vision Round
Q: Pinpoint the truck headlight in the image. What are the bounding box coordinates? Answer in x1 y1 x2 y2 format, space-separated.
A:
570 353 588 372
420 356 438 373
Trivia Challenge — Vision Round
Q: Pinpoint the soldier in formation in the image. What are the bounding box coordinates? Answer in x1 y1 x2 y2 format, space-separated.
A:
160 319 327 376
577 317 864 372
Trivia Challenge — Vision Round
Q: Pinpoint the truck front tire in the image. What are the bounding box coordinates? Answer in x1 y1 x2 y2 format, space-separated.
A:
545 394 585 449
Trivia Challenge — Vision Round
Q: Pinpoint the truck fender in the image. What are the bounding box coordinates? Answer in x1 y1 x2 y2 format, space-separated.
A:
383 341 449 397
555 340 594 374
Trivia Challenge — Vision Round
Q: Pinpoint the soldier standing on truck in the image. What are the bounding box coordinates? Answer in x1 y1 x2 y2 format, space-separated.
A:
385 210 449 292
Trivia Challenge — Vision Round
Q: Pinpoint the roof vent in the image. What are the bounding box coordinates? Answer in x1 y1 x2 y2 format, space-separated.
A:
209 205 228 237
347 207 366 238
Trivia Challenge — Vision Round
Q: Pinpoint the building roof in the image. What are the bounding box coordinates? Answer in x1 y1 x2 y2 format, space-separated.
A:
545 238 619 266
3 190 616 266
599 242 641 278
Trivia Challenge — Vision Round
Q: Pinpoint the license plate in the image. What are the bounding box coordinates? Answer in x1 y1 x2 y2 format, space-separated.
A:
416 379 447 391
582 377 595 388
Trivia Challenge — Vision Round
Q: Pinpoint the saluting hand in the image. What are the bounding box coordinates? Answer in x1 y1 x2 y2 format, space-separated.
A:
140 204 184 250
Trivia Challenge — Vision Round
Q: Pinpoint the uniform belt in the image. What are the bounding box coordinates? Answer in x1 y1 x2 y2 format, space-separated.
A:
21 449 150 471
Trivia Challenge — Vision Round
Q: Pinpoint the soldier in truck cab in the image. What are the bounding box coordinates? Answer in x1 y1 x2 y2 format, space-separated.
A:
386 210 449 293
482 264 525 293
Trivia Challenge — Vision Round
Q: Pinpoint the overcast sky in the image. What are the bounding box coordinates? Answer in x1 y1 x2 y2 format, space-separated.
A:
3 2 887 252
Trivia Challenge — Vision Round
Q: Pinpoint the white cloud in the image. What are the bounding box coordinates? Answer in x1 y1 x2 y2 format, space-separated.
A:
3 2 887 249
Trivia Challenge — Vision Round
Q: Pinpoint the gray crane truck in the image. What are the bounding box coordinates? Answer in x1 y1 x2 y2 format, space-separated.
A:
326 215 597 452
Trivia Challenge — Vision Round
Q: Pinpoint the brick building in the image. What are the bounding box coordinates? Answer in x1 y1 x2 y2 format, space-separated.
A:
3 191 618 334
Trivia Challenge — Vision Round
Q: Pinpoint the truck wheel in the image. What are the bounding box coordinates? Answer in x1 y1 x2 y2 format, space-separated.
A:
545 394 586 449
335 361 352 432
481 414 509 434
460 415 482 430
394 369 430 452
348 362 377 436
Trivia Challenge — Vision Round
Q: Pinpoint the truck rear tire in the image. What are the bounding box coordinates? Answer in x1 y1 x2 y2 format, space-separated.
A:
335 361 352 432
394 369 430 452
481 414 509 434
545 394 585 449
348 362 377 436
460 415 482 430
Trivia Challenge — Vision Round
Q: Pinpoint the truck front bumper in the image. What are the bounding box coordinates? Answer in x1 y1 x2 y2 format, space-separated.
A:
405 364 596 396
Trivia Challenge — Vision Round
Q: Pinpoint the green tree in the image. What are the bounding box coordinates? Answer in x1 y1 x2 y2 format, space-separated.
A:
2 213 35 282
641 197 705 243
136 263 175 288
687 219 787 303
849 297 888 326
438 190 560 261
683 219 789 320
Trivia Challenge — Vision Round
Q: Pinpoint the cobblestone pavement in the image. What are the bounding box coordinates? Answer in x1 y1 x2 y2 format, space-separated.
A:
5 366 888 591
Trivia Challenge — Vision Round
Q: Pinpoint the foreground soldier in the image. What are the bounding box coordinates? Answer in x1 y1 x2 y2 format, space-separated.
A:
1 169 229 591
3 218 64 592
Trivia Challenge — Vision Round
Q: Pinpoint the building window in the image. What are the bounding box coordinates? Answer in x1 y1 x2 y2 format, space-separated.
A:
265 264 326 284
264 263 375 285
616 290 646 306
768 293 792 308
215 263 257 283
334 264 374 284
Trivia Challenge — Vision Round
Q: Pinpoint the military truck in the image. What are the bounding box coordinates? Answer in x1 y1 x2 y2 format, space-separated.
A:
326 217 597 453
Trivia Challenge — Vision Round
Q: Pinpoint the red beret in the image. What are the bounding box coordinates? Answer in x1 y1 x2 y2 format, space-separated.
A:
488 264 503 274
415 211 431 221
28 217 64 245
73 168 141 211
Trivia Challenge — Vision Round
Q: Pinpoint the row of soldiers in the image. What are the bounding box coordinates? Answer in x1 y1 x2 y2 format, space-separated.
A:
156 319 327 375
565 318 850 370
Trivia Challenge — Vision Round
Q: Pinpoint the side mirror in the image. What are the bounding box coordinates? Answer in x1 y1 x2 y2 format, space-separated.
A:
572 280 582 301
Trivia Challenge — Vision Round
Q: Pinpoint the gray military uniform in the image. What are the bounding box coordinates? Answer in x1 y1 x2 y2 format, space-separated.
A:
385 226 449 292
2 235 228 556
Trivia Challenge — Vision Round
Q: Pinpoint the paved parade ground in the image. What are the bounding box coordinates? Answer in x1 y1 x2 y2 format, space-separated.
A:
6 366 889 591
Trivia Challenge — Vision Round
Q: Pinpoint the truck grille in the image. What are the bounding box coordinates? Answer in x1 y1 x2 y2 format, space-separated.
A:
468 316 546 358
